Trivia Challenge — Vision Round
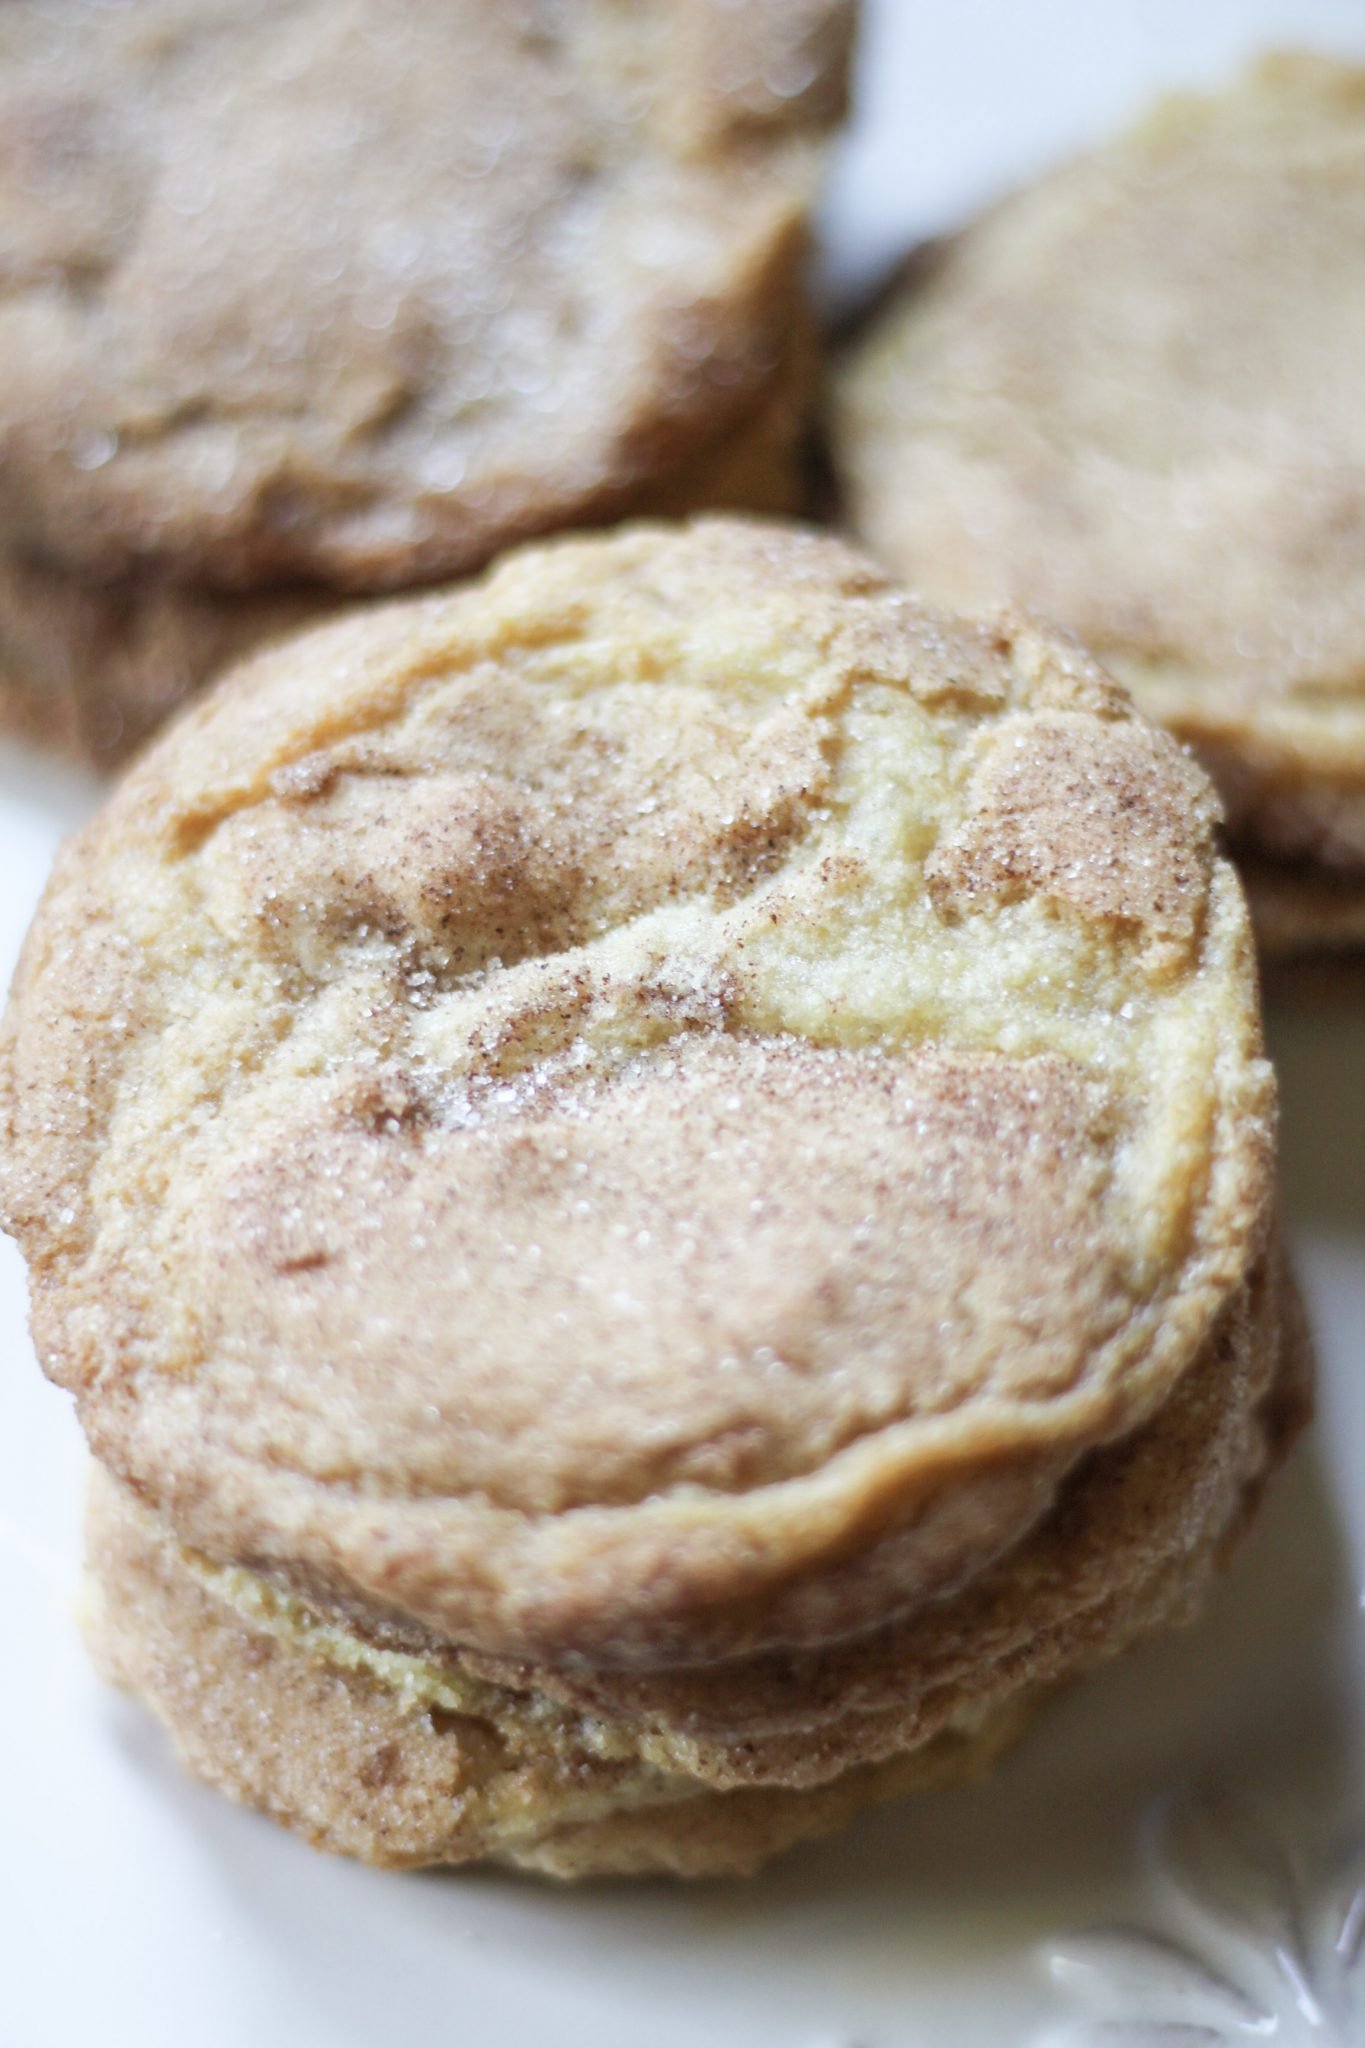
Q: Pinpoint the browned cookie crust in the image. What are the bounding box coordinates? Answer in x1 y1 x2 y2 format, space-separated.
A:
3 518 1301 1874
835 55 1365 952
86 1473 1037 1880
0 0 852 762
85 1242 1305 1876
0 548 326 763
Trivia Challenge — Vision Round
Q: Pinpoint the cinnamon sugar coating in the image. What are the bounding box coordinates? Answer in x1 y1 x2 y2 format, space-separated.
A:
835 55 1365 952
3 518 1299 1872
0 0 850 760
85 1241 1305 1876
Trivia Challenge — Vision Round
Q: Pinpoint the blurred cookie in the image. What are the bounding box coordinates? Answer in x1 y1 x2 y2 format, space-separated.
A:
1240 859 1365 962
835 56 1365 953
2 519 1302 1874
0 0 853 761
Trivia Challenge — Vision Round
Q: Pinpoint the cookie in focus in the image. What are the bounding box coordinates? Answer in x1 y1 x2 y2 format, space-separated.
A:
1 518 1306 1875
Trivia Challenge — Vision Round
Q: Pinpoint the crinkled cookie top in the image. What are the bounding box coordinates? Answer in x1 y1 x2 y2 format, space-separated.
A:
0 520 1273 1667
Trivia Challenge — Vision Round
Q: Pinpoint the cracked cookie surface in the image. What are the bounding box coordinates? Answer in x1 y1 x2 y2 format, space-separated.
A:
2 519 1279 1681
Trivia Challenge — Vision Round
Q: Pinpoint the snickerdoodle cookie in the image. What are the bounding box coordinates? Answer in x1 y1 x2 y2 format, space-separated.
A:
0 0 853 762
835 55 1365 953
1 520 1304 1875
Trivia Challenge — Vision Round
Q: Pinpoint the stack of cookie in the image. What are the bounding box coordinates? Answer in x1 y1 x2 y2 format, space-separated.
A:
0 522 1305 1875
0 10 1344 1880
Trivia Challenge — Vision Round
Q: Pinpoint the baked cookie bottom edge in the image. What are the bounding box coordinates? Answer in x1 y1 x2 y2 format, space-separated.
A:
79 1239 1308 1880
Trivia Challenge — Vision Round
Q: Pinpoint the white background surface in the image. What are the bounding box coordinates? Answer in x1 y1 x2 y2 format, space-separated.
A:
4 5 1365 2044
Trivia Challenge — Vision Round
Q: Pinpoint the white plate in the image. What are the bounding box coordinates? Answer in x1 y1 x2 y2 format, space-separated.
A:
4 7 1365 2043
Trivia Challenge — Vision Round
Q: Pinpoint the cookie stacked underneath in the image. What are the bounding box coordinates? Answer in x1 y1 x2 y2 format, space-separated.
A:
0 522 1305 1876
